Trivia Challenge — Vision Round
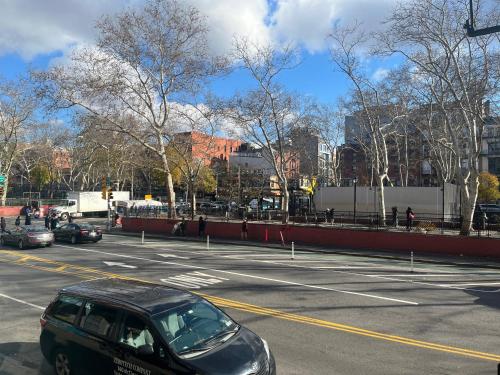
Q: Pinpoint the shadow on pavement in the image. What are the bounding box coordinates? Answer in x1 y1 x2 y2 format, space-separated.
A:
465 287 500 310
0 342 52 375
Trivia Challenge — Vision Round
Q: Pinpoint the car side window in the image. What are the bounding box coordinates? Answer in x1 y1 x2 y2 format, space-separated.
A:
50 295 83 324
80 301 118 337
119 314 155 351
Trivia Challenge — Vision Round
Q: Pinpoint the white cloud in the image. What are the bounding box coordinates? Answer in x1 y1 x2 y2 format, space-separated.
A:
371 67 389 81
0 0 132 59
189 0 271 55
0 0 399 61
271 0 398 52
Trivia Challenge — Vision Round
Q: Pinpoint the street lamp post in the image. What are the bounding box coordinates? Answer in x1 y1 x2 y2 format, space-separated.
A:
353 177 358 225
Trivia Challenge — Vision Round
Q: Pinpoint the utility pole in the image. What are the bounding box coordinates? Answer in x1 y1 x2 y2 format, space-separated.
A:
238 166 241 204
353 177 358 224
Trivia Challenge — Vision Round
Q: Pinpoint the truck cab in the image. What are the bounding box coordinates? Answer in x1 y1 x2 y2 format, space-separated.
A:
50 200 79 221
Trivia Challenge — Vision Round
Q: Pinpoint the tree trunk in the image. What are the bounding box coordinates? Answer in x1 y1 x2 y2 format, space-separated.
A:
165 172 176 219
159 149 176 219
0 176 7 206
460 174 479 236
376 175 386 226
190 181 197 220
281 182 289 224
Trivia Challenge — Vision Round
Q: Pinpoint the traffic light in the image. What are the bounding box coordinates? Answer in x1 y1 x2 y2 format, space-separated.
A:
101 176 107 200
108 188 113 200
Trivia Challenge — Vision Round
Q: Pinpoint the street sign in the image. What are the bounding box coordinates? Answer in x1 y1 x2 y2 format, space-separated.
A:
144 194 152 200
0 175 5 185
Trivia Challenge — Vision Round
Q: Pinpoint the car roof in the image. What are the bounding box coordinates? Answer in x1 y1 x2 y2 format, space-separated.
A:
61 278 199 316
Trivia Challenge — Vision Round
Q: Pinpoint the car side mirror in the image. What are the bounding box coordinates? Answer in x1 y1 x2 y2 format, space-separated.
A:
137 344 154 356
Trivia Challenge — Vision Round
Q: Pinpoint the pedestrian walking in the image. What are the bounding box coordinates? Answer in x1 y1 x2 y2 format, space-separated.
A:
392 206 398 227
241 219 248 240
198 216 206 237
406 207 414 231
0 217 6 233
15 216 21 227
44 214 50 230
68 215 73 223
481 211 488 231
25 213 31 226
180 217 186 236
50 214 59 230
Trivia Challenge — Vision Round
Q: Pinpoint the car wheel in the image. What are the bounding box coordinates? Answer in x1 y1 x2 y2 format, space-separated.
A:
46 243 53 247
53 348 72 375
70 235 76 245
18 240 24 250
60 213 68 221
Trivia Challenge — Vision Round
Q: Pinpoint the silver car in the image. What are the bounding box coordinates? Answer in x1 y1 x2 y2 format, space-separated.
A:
0 225 54 249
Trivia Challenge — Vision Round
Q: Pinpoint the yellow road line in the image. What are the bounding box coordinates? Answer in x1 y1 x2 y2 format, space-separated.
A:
1 250 499 362
199 294 500 362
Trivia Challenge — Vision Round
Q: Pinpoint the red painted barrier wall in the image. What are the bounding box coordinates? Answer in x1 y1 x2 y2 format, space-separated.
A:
122 217 500 258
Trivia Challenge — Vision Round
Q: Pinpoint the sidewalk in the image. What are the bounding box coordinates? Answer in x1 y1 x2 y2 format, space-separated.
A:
105 227 500 270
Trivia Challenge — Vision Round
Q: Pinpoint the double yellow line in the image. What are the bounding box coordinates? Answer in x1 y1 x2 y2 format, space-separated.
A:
200 293 500 362
1 249 500 363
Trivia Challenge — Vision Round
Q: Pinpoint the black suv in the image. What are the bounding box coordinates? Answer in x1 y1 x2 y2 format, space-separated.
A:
40 278 276 375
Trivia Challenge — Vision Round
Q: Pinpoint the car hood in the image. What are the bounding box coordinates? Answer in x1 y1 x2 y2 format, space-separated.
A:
184 327 269 375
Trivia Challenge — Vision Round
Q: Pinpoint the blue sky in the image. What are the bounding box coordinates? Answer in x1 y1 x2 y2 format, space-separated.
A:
0 0 401 112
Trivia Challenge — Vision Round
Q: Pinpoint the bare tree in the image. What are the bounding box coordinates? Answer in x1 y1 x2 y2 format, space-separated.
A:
0 79 37 205
36 0 227 217
328 24 399 224
382 0 499 234
226 39 303 223
307 101 346 187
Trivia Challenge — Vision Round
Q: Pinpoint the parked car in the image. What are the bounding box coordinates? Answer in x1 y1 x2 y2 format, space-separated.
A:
474 203 500 222
40 278 276 375
52 223 102 244
0 226 54 249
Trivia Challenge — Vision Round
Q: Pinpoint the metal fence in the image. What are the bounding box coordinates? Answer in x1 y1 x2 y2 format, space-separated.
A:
1 198 69 207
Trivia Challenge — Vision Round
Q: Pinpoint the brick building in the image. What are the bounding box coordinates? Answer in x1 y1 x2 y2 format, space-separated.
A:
173 131 242 166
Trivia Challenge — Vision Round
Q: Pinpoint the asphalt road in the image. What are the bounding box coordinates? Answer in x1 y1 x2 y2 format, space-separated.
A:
1 231 500 374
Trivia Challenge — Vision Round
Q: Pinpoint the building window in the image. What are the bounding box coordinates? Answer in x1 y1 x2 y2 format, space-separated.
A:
488 142 500 154
489 157 500 175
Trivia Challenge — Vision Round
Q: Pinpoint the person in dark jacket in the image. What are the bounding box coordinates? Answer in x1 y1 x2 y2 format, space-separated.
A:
0 217 6 233
15 216 21 227
198 216 206 237
241 219 248 240
392 207 398 227
180 217 186 236
25 213 31 226
44 214 51 230
406 207 414 231
50 214 59 230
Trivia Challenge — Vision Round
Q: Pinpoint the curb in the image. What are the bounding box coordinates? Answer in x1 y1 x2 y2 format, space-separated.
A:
104 229 500 270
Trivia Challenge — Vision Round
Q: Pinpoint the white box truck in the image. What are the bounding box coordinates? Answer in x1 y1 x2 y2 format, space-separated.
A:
50 191 130 221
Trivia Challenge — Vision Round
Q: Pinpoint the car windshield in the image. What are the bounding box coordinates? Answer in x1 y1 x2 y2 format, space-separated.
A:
25 226 48 233
78 224 94 230
152 300 239 357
